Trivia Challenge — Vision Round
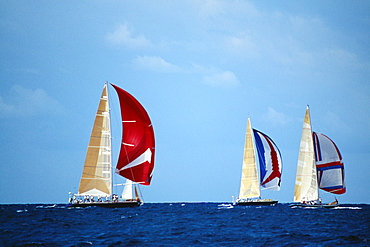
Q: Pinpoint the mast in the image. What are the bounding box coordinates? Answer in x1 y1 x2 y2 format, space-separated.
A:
238 118 260 199
293 105 318 202
106 82 114 197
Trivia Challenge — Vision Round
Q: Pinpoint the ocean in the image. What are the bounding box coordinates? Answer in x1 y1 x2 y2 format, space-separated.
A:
0 203 369 246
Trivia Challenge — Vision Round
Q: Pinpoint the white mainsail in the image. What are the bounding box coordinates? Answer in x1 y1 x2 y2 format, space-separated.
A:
121 179 133 200
238 118 260 199
293 106 319 202
77 84 112 197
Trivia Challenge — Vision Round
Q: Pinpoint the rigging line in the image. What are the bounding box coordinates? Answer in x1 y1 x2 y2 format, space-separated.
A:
109 82 137 183
120 128 143 201
122 143 139 183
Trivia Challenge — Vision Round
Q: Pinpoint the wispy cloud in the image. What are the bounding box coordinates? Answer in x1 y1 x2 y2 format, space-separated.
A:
203 71 240 88
0 85 64 118
105 24 152 48
132 57 240 88
321 110 349 133
132 56 180 73
224 34 259 58
262 107 291 126
195 0 258 19
21 68 41 75
197 0 224 18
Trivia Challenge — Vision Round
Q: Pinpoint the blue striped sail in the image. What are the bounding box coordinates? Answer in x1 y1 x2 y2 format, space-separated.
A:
253 129 282 191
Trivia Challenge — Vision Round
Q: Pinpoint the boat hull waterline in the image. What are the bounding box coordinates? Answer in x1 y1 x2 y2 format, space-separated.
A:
235 200 278 206
289 203 338 209
68 201 141 208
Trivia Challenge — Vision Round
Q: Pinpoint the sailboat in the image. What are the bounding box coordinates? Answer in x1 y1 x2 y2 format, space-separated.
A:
291 106 345 208
234 118 282 206
68 82 155 208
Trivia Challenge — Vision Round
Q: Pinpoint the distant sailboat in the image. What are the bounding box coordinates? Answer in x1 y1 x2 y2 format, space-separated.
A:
291 106 345 208
68 82 155 208
235 118 282 206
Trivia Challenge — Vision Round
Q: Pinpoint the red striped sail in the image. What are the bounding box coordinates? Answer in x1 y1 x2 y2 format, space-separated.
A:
313 132 345 194
111 84 155 185
253 129 282 190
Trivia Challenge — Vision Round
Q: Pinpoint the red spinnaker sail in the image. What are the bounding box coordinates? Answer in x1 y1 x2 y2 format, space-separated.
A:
111 84 155 185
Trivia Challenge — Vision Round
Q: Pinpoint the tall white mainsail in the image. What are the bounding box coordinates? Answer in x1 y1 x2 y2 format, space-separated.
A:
77 84 112 196
293 106 318 202
238 118 260 199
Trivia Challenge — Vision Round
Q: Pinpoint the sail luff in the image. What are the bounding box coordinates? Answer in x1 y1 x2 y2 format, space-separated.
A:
293 106 318 202
78 84 112 196
238 118 260 199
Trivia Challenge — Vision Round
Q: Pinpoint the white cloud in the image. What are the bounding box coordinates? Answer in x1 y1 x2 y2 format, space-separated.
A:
203 71 240 88
132 56 180 73
105 24 152 48
224 34 259 58
262 107 290 126
0 85 64 118
0 96 15 115
194 0 258 19
198 0 224 18
322 48 360 68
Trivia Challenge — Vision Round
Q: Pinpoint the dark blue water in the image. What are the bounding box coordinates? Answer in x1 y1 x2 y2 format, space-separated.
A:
0 203 369 246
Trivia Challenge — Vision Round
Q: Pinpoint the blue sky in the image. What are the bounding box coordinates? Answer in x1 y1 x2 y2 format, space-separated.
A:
1 1 369 204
